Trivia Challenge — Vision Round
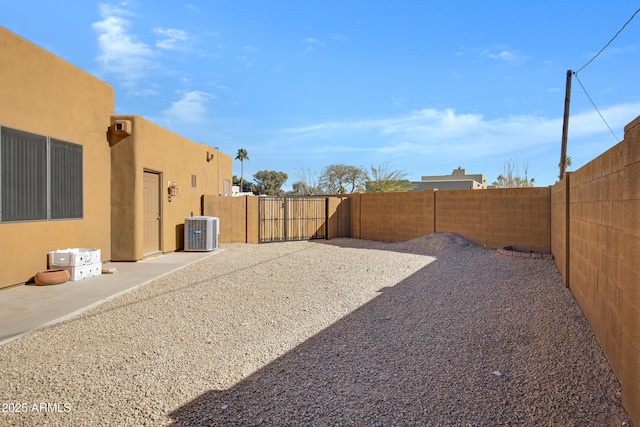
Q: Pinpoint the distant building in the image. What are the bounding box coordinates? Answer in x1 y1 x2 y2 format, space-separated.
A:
411 167 487 191
232 185 254 196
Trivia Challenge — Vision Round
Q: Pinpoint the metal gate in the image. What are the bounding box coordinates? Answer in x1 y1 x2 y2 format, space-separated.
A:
258 196 328 243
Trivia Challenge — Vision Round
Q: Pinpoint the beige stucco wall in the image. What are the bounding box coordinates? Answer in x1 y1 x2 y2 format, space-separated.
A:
0 27 114 288
110 115 232 260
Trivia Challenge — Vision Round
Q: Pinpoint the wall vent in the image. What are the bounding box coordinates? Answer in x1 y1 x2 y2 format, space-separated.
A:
114 120 132 135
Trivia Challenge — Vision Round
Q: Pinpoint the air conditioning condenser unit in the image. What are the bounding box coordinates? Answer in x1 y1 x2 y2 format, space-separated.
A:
184 216 219 251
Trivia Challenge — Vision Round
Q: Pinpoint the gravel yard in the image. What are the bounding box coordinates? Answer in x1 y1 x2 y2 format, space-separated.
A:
0 234 629 426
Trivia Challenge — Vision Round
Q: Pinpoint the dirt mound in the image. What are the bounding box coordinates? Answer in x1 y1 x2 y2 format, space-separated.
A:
391 232 476 254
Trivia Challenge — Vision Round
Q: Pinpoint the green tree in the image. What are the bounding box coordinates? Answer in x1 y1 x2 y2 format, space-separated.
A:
289 181 312 195
558 155 573 172
319 164 367 194
235 148 249 191
233 175 253 193
492 159 535 188
366 161 416 193
253 170 288 195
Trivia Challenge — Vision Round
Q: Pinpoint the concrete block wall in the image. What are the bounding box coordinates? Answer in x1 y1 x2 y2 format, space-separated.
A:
203 195 345 244
328 196 351 239
550 175 570 285
620 119 640 424
202 195 251 243
355 191 435 242
349 193 362 239
569 142 625 376
551 115 640 424
435 188 551 253
245 197 259 244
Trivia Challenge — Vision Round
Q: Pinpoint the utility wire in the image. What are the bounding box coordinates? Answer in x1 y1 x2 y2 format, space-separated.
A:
574 73 620 141
575 7 640 74
569 7 638 143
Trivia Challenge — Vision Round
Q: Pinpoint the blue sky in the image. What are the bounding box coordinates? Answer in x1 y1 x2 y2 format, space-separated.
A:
4 1 639 188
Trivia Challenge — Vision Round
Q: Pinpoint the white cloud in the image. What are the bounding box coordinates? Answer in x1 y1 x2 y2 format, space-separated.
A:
162 90 216 123
153 27 191 51
330 33 348 42
237 55 253 67
92 3 156 85
302 37 324 52
281 102 640 164
567 102 638 140
483 47 526 65
489 50 512 60
457 45 527 66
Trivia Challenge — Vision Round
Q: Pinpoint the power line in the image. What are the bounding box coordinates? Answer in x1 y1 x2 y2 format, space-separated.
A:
573 73 620 142
559 7 638 178
575 7 640 74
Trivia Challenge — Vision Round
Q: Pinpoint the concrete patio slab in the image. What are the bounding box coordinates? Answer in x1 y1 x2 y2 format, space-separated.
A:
0 250 221 346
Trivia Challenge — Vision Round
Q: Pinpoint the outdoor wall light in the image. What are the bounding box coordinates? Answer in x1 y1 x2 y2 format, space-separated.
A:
206 151 214 162
168 181 179 202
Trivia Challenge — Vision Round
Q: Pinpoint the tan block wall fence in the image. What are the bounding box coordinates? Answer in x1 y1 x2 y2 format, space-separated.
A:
552 116 640 423
351 191 436 242
202 196 258 244
204 189 550 251
435 188 551 253
550 175 569 283
328 196 351 239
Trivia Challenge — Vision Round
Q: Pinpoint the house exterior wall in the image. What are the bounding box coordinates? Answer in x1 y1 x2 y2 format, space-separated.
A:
412 179 483 191
110 115 232 260
413 167 488 190
0 27 113 288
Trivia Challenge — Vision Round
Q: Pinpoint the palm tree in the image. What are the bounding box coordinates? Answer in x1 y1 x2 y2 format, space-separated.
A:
235 148 249 191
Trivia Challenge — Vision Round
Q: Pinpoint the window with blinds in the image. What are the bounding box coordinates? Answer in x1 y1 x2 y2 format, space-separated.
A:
50 138 83 219
0 126 83 222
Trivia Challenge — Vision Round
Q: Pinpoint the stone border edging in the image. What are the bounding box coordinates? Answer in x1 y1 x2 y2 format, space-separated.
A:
497 246 554 260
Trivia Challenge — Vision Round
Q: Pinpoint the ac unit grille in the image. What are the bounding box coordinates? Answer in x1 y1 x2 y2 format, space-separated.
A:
184 216 218 251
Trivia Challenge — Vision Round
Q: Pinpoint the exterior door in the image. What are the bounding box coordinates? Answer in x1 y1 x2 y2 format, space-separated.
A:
143 171 161 255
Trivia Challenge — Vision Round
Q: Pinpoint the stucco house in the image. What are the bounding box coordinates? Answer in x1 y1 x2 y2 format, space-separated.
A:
411 167 487 190
0 27 231 288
